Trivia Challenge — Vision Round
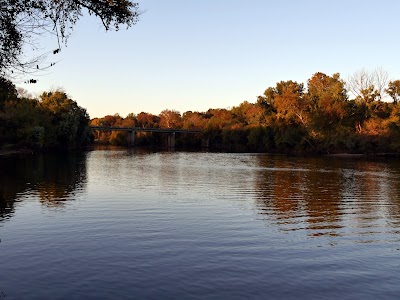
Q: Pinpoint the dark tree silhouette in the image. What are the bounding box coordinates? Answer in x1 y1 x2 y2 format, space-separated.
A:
0 0 140 76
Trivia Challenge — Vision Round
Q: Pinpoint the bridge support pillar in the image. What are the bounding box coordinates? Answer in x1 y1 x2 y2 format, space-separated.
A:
127 130 135 147
201 137 210 149
167 132 176 149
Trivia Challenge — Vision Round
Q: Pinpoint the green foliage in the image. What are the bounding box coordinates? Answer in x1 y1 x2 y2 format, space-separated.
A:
0 77 17 109
0 84 91 150
40 91 91 148
247 126 275 152
273 122 309 152
308 72 347 129
0 96 43 146
222 127 248 152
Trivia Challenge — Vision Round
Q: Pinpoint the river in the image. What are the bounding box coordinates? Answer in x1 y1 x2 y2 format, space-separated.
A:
1 149 400 299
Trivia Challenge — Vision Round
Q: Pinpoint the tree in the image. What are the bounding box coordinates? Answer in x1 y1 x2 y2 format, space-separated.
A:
159 109 182 128
205 109 234 130
40 90 91 147
273 80 309 126
307 72 347 128
122 113 136 127
257 87 277 116
231 101 264 126
182 111 206 129
347 68 389 102
0 94 43 147
386 80 400 104
136 112 159 128
0 0 140 75
0 77 17 109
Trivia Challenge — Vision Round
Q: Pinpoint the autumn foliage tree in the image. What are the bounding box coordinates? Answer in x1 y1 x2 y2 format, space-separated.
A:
159 109 182 128
386 80 400 104
272 81 308 126
88 70 400 154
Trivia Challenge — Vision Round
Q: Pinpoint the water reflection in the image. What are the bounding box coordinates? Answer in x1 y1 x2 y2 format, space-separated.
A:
0 152 87 221
254 156 400 239
2 150 400 299
2 149 400 240
88 150 400 241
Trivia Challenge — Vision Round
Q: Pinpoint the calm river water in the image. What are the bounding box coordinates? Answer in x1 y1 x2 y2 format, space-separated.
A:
1 149 400 299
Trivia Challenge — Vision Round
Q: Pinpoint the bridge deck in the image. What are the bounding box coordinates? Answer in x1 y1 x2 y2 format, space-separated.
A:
90 126 202 134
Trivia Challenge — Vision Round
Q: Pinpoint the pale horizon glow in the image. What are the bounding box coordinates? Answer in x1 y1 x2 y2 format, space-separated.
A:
18 0 400 118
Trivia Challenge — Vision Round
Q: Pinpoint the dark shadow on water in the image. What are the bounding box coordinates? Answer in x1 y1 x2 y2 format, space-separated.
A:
0 151 88 222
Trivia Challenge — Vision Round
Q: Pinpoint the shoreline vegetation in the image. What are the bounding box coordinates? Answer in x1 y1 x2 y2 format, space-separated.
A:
2 71 400 156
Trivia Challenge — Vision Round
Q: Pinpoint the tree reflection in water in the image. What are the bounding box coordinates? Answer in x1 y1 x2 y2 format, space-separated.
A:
254 156 400 239
0 151 87 221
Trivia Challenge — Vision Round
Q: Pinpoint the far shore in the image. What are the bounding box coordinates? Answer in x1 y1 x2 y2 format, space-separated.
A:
2 146 400 158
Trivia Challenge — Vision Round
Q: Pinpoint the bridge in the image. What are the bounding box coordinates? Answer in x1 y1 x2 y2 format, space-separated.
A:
90 126 203 148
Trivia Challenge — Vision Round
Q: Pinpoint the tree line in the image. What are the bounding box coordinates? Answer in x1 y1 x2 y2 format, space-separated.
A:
92 70 400 154
0 77 92 151
2 69 400 154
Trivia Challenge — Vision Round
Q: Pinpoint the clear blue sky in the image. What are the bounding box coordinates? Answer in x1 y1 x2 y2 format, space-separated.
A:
23 0 400 118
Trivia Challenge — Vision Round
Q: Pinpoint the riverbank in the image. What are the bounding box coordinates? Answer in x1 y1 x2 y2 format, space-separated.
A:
2 144 400 158
0 148 35 156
